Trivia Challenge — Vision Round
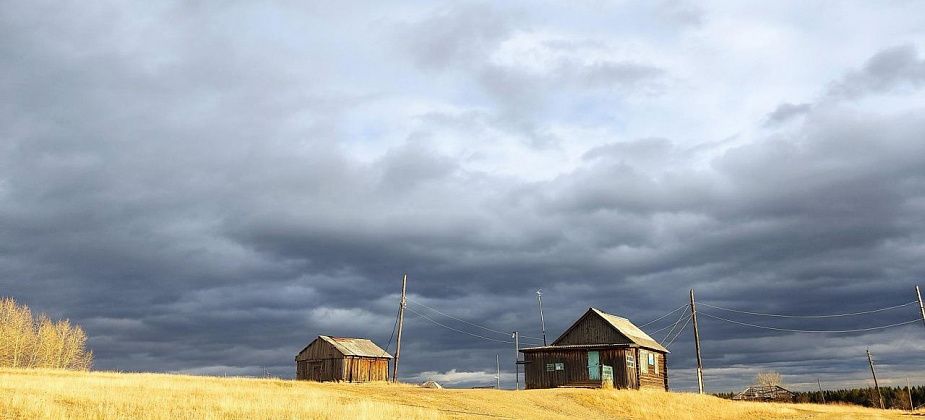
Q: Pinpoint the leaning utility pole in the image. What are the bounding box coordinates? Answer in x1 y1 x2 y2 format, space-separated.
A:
513 331 520 390
537 289 548 346
690 289 704 394
867 349 885 409
817 378 826 405
496 354 501 390
908 377 915 412
916 286 925 329
392 273 408 383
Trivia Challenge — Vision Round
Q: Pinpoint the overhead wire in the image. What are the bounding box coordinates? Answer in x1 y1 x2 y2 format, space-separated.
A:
407 298 544 341
384 305 401 353
698 301 917 318
405 306 515 344
648 309 688 336
638 303 689 327
699 311 921 333
664 315 693 348
659 310 690 344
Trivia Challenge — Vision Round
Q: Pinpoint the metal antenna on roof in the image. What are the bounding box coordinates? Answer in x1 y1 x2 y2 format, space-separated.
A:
537 289 548 346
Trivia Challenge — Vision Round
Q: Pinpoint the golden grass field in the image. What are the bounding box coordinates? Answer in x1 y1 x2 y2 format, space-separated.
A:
0 368 920 420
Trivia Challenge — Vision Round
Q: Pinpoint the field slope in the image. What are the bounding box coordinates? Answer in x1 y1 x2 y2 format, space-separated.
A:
0 368 915 419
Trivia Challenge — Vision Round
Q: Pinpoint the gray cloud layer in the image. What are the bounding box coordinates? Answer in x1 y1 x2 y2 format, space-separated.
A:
2 1 925 392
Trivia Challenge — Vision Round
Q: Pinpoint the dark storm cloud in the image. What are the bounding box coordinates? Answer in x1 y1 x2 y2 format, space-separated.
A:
763 102 812 126
398 3 514 71
2 1 925 392
828 44 925 99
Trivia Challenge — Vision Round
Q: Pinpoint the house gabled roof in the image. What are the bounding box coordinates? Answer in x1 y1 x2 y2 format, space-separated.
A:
552 308 669 353
298 335 393 359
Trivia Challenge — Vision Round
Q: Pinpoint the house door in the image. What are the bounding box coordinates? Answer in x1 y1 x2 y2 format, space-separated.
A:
588 351 600 380
625 353 638 388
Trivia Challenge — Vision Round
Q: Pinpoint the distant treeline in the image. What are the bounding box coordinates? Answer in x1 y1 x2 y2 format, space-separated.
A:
0 298 93 370
716 385 925 409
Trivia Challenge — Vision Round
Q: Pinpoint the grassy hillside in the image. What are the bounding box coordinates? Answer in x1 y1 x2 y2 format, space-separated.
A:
0 368 915 419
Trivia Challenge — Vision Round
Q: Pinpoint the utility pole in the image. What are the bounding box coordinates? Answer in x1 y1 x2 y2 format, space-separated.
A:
392 273 407 383
867 349 885 409
908 377 914 412
916 286 925 329
513 331 520 390
537 289 547 346
817 378 826 404
496 354 501 390
690 289 704 394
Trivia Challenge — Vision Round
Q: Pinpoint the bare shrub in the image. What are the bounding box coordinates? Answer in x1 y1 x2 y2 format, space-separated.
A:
0 298 92 370
756 371 783 387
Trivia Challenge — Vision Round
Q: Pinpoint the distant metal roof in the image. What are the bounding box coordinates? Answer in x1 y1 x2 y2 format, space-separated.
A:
319 335 393 358
732 385 794 401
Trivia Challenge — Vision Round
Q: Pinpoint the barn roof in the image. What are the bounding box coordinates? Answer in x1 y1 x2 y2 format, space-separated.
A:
300 335 393 358
553 308 669 353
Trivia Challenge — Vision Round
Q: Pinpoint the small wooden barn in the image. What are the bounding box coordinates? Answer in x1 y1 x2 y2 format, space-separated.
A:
295 335 392 382
732 385 794 402
520 308 669 390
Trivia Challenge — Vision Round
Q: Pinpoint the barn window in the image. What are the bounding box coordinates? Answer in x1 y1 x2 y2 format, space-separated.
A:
555 363 564 371
546 364 555 372
640 350 648 374
650 353 658 376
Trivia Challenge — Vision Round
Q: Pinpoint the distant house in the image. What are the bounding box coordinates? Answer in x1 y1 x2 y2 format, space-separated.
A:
520 308 669 390
732 385 794 402
295 335 392 382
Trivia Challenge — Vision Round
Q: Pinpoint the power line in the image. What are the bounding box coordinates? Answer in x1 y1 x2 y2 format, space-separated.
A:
407 299 544 340
405 306 514 344
664 315 693 348
384 305 401 353
648 309 688 336
698 301 917 319
700 311 921 333
659 310 690 344
638 303 689 327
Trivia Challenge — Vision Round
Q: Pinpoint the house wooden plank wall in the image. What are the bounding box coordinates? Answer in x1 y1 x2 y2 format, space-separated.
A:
295 335 392 382
521 308 669 390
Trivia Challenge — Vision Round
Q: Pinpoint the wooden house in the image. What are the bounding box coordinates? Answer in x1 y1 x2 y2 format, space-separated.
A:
732 385 794 402
295 335 392 382
520 308 669 390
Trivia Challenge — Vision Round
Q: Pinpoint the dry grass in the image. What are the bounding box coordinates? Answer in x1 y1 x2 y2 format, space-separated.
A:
0 368 918 419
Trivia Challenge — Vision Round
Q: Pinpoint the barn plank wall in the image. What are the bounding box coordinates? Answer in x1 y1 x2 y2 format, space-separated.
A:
296 338 389 382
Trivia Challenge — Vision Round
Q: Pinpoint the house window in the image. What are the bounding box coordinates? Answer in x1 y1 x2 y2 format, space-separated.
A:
649 353 658 376
640 350 648 374
555 363 564 371
546 363 555 372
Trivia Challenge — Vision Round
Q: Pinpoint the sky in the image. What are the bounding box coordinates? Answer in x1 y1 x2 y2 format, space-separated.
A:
2 0 925 392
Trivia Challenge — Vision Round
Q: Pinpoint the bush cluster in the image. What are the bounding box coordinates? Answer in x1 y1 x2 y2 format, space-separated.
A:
0 298 93 370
